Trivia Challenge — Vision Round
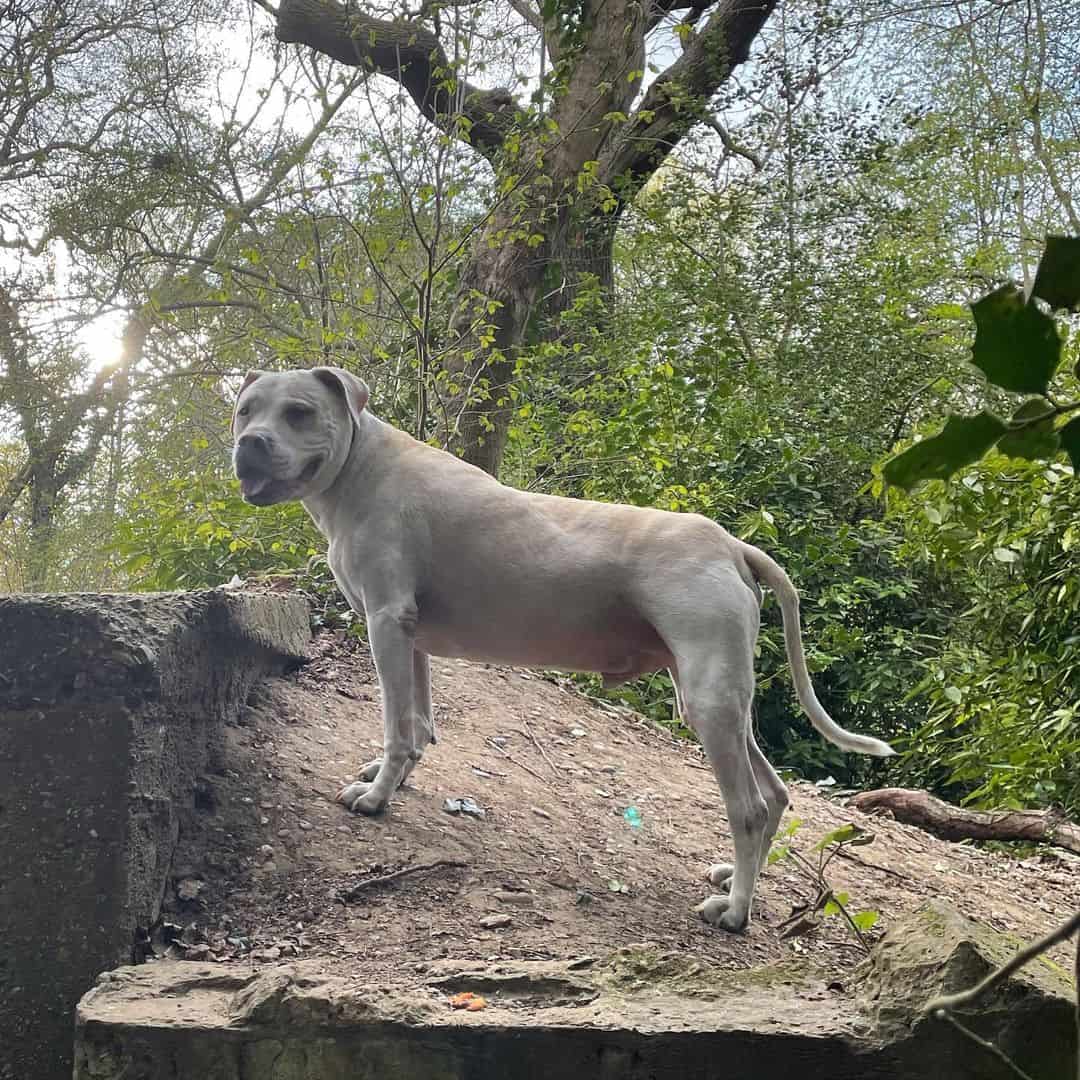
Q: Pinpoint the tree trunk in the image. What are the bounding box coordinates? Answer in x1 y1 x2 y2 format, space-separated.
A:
25 470 58 592
850 787 1080 856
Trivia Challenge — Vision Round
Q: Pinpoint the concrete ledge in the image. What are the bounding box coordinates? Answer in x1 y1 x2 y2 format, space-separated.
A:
0 591 310 1080
71 906 1078 1080
74 957 883 1080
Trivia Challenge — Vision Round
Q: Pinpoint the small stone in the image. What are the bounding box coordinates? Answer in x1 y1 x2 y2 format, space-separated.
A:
494 890 533 905
478 914 512 930
182 943 211 961
532 807 552 820
570 728 587 738
176 877 204 902
259 844 274 860
298 819 313 831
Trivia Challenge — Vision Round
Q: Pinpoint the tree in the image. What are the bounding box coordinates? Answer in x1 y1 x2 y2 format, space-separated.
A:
0 2 368 586
269 0 779 474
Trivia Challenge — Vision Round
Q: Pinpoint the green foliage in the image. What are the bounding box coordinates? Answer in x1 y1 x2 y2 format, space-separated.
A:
886 454 1080 816
884 238 1080 488
769 819 882 950
112 468 320 590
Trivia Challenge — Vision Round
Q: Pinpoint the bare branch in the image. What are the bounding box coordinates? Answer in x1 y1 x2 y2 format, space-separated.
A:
925 909 1080 1018
273 0 517 155
703 114 762 169
601 0 778 199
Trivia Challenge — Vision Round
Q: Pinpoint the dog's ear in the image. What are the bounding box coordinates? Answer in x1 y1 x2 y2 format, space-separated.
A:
312 366 370 428
231 369 264 435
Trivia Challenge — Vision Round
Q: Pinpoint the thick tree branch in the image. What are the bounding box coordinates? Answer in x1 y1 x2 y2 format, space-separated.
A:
851 788 1080 856
274 0 516 155
601 0 778 199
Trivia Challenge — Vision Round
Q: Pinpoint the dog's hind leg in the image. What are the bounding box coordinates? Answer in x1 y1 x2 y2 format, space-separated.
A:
708 728 790 893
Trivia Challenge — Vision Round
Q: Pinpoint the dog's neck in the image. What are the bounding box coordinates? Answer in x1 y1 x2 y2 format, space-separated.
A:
302 408 391 539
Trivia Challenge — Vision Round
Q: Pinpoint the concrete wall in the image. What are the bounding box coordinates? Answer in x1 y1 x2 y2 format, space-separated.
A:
0 592 309 1080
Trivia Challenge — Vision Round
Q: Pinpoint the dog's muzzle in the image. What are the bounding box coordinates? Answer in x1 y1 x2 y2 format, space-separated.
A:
234 432 275 501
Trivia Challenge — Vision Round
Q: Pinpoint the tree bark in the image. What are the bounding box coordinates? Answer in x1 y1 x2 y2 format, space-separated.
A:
850 787 1080 856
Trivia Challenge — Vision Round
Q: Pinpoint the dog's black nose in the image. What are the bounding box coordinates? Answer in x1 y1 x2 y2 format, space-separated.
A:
234 431 272 477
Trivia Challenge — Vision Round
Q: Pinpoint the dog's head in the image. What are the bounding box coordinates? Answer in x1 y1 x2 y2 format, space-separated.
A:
231 367 369 506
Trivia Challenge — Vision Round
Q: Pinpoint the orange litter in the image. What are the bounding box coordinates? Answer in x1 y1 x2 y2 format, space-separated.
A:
448 991 487 1011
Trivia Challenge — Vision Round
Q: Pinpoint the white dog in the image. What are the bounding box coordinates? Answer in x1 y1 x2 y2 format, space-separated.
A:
232 367 894 931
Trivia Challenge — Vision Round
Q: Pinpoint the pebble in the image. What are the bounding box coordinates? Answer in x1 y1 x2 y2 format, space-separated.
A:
478 914 513 929
494 890 533 905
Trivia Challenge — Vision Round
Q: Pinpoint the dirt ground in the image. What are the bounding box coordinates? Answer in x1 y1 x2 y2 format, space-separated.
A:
161 629 1078 982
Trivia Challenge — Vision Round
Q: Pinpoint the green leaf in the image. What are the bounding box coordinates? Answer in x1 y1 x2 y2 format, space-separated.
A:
992 547 1020 563
812 823 869 852
944 685 963 704
1012 397 1055 421
883 412 1007 490
997 401 1060 461
767 845 790 865
851 910 880 931
1030 235 1080 311
971 284 1060 394
1060 417 1080 470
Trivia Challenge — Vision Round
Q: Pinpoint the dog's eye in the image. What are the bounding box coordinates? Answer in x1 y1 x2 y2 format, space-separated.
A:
285 404 314 426
237 405 250 417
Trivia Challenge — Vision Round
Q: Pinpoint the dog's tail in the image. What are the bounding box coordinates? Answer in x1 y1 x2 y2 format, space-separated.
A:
740 542 896 758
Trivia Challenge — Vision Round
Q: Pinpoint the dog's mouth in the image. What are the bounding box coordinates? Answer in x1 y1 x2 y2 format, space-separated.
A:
239 473 277 504
239 456 323 505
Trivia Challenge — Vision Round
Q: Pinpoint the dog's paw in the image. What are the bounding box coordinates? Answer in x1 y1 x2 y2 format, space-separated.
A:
695 894 749 933
707 863 734 891
358 759 383 783
336 780 386 815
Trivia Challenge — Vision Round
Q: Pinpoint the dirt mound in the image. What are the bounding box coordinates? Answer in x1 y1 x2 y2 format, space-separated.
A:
163 629 1078 981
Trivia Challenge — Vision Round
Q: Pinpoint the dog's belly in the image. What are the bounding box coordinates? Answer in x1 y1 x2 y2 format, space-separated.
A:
414 606 671 675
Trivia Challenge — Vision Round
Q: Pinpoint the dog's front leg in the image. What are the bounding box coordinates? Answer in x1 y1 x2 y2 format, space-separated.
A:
338 602 417 815
353 649 434 786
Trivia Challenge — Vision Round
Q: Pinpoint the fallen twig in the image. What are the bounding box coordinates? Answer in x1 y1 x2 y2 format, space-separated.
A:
485 736 546 781
338 859 467 902
835 845 914 884
520 718 562 778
